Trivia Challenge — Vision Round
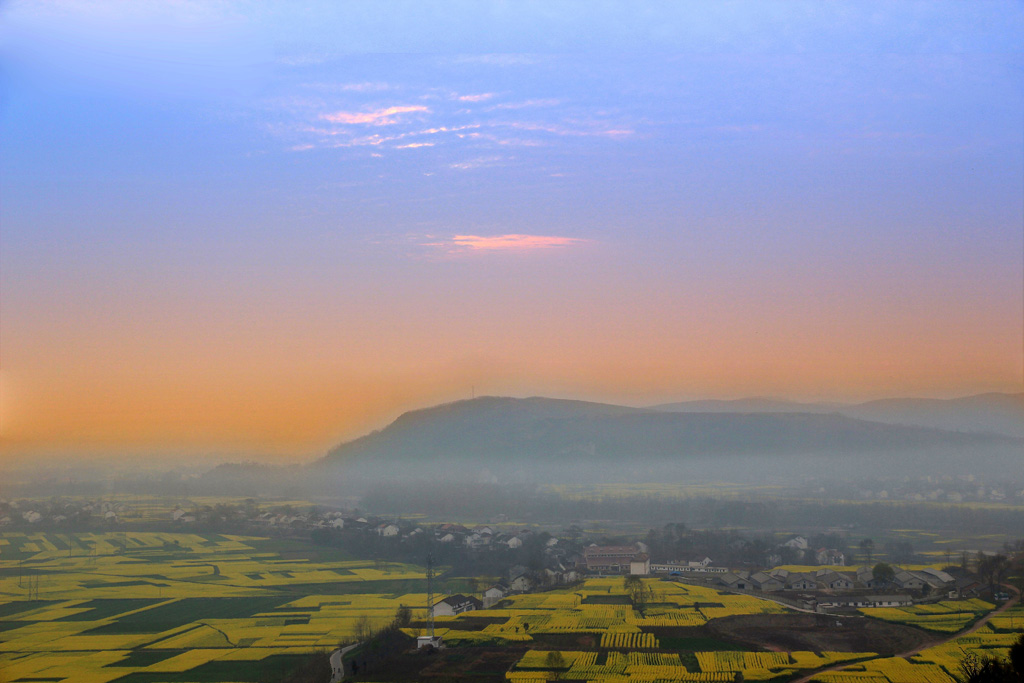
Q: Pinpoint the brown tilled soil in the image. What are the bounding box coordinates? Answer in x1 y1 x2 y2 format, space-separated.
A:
706 613 933 655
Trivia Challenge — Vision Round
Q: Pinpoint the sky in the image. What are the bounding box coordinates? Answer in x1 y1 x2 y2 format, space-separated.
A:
1 1 1022 460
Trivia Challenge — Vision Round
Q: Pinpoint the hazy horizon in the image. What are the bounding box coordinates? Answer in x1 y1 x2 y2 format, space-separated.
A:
2 1 1022 460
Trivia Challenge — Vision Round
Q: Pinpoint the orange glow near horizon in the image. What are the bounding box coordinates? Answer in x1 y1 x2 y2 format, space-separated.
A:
2 265 1020 461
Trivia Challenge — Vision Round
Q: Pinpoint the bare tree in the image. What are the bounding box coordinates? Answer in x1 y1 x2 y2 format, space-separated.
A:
859 538 874 564
354 614 373 642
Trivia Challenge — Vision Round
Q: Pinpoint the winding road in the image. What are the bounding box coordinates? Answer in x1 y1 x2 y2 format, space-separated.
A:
792 586 1020 683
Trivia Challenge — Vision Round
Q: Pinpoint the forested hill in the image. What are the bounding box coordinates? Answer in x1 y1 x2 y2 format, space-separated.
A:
315 396 1020 482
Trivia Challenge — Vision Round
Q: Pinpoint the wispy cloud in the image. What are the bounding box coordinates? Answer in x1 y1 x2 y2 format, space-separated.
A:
457 93 495 102
300 81 394 93
277 53 331 66
321 105 428 125
395 142 434 149
449 155 505 170
502 121 634 137
714 124 765 133
423 234 589 252
485 98 560 111
444 54 538 67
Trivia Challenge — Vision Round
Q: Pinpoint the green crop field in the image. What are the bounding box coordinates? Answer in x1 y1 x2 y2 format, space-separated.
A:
1 532 1017 683
0 532 433 682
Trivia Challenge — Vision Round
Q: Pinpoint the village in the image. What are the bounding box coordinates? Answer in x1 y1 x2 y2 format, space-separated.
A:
1 494 1013 618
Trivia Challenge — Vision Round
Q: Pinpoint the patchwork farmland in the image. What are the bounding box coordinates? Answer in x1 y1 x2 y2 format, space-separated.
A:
1 532 1019 683
0 532 433 681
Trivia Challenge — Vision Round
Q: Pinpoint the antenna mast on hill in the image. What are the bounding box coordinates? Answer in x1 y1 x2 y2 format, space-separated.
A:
426 552 435 638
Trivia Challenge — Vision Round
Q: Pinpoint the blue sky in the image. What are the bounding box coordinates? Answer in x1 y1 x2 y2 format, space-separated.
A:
1 1 1022 456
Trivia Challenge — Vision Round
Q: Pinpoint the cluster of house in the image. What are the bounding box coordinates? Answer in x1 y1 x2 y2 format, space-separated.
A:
765 536 846 567
434 524 543 550
171 507 410 535
426 563 558 622
0 499 127 527
482 563 581 606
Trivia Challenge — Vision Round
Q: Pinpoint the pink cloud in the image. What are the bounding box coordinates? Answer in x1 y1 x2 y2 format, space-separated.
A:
445 234 588 251
321 105 428 125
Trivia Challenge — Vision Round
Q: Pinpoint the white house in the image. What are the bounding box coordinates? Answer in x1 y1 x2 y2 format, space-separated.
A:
629 554 651 575
815 548 846 566
378 524 400 537
484 585 507 600
506 536 523 549
438 533 456 543
433 594 482 617
784 536 809 551
509 574 532 593
417 635 444 650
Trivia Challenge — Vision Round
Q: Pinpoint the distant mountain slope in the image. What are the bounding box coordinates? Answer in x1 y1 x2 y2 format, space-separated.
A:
317 396 1020 482
842 393 1024 438
652 392 1024 438
651 397 840 414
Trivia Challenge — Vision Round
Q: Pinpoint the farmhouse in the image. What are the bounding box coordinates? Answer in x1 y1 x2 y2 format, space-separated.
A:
786 573 817 591
629 553 651 576
484 584 507 600
719 572 751 590
816 569 854 590
749 572 784 592
377 524 399 537
432 594 482 617
784 536 809 551
509 573 533 593
953 575 982 598
815 548 846 566
918 568 955 587
893 571 927 591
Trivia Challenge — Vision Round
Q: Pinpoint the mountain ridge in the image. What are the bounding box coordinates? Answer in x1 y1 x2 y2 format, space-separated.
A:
651 391 1024 438
316 394 1022 482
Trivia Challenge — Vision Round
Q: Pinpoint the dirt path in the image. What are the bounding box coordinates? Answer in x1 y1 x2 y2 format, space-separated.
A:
791 586 1020 683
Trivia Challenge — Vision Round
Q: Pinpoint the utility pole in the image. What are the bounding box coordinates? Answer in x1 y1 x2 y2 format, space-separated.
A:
426 553 435 639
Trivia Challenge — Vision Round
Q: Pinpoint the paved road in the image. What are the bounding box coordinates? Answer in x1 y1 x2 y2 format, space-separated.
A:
329 642 362 683
791 586 1020 683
